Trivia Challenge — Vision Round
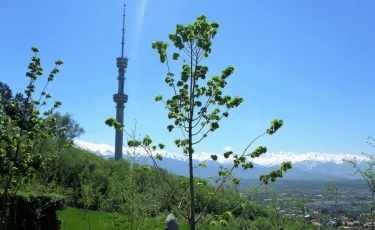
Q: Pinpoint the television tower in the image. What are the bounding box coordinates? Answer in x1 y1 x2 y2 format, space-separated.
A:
113 4 128 161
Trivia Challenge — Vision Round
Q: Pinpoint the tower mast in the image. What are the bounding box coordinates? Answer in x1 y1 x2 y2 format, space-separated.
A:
113 4 128 161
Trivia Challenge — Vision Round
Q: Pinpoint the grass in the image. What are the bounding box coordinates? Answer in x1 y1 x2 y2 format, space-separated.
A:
58 207 226 230
58 207 192 230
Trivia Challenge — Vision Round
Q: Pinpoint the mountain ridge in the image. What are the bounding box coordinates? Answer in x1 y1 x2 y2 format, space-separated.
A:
73 140 369 180
74 139 369 167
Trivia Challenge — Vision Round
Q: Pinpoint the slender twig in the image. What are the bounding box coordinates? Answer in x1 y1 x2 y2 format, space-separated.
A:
196 214 220 230
178 186 190 210
36 64 58 109
191 95 212 122
195 131 267 223
192 109 230 144
230 182 264 213
183 47 192 59
121 128 188 219
196 182 263 230
164 56 187 141
165 55 177 96
193 157 212 169
192 107 227 137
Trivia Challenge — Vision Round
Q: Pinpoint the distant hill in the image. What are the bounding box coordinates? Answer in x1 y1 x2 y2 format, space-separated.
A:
75 140 368 181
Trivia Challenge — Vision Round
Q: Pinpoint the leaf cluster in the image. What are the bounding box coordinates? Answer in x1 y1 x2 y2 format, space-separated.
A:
152 15 243 154
0 47 64 210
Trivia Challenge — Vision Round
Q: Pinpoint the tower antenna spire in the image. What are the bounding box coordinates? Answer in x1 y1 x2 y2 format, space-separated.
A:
121 4 126 58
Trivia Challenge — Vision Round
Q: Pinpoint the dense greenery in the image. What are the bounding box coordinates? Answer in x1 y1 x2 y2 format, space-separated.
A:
33 143 316 230
0 47 64 230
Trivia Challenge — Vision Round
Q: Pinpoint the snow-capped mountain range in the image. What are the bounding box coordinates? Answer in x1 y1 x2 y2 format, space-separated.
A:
74 140 368 167
74 140 369 180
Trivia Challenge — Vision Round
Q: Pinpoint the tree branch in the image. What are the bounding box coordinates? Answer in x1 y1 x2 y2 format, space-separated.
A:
195 131 267 223
122 128 188 219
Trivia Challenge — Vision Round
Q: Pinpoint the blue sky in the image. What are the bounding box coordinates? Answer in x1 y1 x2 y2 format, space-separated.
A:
1 0 374 156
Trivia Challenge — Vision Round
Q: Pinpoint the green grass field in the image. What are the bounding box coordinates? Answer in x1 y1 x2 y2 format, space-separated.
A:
58 207 192 230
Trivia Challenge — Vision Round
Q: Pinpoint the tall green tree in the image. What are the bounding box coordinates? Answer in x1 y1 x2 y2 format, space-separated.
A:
46 111 85 150
50 112 85 140
0 82 32 131
150 15 292 229
0 83 13 114
0 47 63 230
107 15 292 230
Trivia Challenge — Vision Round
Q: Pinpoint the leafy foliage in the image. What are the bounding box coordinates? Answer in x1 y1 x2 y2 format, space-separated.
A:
150 15 292 229
49 112 85 140
347 136 375 228
0 47 64 229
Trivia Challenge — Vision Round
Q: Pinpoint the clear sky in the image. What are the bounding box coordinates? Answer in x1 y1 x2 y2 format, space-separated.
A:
1 0 374 156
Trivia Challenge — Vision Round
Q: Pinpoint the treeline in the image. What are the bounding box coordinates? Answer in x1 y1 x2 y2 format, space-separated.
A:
31 140 317 229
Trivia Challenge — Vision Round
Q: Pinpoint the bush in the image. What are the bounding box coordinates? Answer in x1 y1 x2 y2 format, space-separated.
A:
0 192 66 230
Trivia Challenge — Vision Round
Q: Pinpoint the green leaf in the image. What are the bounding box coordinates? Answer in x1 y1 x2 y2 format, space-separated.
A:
55 60 64 65
224 151 233 159
155 95 163 102
219 219 228 226
259 174 270 185
210 122 219 131
172 53 180 60
167 125 174 132
267 119 284 135
250 146 267 158
242 162 254 170
199 163 207 168
142 135 152 146
143 166 152 172
196 179 207 186
232 178 240 185
281 161 292 172
156 154 163 161
31 47 39 53
128 140 141 147
105 118 123 130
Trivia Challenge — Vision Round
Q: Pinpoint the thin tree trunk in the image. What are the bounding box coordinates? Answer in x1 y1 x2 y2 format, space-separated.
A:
188 133 195 230
131 164 135 230
188 42 196 230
